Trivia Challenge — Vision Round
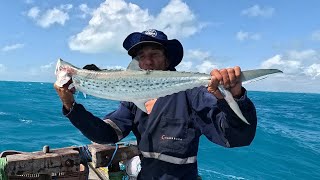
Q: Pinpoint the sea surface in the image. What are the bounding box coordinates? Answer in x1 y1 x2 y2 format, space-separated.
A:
0 81 319 179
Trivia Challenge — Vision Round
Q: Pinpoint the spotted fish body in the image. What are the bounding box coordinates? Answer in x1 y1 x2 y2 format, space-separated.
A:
55 58 282 125
73 69 210 102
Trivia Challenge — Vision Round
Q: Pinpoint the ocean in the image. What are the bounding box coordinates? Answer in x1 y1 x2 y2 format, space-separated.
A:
0 81 319 179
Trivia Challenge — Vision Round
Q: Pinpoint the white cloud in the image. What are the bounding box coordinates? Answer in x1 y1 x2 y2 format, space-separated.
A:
261 54 301 74
244 75 320 94
29 62 54 74
304 64 320 78
1 43 25 52
311 30 320 41
185 49 210 61
236 31 261 41
176 61 193 71
60 4 73 11
241 5 274 18
260 49 320 78
176 60 218 73
176 49 218 73
27 62 56 82
78 4 93 19
287 49 318 64
25 0 34 4
196 61 219 73
247 49 320 94
0 64 6 73
37 8 70 28
69 0 204 53
27 7 40 18
104 65 126 70
40 62 55 72
256 50 320 93
27 4 72 28
154 0 205 38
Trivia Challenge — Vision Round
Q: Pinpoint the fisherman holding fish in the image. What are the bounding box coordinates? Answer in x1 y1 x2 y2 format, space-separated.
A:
54 29 258 179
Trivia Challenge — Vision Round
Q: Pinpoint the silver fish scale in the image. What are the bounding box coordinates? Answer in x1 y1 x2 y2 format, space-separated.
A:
72 72 209 101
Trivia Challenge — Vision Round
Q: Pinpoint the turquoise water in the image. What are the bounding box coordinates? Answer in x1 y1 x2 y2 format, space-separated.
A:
0 81 319 179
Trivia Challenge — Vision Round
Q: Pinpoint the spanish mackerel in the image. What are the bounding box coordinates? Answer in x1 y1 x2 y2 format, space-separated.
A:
55 58 282 125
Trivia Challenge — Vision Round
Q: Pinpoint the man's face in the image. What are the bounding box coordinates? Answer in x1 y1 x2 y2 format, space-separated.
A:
135 45 168 70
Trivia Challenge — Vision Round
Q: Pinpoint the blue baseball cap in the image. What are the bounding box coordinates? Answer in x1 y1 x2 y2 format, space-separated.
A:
123 29 184 68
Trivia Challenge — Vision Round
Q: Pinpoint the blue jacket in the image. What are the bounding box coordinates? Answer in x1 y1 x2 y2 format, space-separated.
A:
65 86 257 179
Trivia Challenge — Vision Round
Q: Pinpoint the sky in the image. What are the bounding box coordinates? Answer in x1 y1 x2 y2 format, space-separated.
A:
0 0 319 93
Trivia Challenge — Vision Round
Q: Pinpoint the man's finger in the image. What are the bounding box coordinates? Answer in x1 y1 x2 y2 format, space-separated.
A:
227 68 236 87
234 66 241 80
208 75 224 99
220 69 230 88
211 69 223 83
208 75 219 88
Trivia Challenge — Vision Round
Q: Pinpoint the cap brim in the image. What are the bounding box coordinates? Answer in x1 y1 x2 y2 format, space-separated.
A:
127 41 164 57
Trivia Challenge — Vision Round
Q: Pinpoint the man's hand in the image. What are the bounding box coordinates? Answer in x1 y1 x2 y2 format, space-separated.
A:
54 80 75 111
208 66 243 99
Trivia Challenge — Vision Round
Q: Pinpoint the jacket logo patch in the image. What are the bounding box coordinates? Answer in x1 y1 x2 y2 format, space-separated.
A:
161 135 182 141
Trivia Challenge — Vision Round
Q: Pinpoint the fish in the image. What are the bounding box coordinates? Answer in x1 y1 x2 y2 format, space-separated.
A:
55 58 282 125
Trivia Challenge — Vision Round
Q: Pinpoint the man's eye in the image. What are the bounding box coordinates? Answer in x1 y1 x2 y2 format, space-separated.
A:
139 55 145 60
151 53 161 58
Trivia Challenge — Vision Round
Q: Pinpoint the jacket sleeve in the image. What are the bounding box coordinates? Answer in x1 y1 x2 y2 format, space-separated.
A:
188 86 257 148
64 101 134 144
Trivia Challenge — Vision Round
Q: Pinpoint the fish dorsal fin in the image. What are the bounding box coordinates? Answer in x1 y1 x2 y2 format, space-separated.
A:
127 58 142 71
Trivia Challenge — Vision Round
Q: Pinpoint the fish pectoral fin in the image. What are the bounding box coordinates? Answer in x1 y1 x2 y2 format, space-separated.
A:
127 59 142 71
82 92 87 98
133 100 148 114
220 87 250 125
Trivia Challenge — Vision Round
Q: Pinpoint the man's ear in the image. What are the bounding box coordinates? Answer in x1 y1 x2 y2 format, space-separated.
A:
165 58 170 69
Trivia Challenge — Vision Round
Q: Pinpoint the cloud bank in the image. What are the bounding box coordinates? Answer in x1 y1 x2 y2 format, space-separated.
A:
68 0 205 53
1 43 25 52
241 5 275 18
27 4 72 28
236 31 261 41
261 49 320 78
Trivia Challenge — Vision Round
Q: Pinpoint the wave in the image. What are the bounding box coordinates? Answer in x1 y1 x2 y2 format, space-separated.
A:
0 112 10 115
198 168 246 180
19 119 33 124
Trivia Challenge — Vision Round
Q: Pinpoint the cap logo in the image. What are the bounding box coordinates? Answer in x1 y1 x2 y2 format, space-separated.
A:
144 29 157 37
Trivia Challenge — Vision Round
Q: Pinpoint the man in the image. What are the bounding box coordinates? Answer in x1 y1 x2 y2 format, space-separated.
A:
54 29 257 179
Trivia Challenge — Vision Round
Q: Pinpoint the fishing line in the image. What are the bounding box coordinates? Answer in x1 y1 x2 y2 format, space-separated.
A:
106 144 119 168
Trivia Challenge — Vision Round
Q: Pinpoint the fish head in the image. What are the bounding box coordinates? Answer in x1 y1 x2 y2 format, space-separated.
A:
54 58 77 87
55 58 76 75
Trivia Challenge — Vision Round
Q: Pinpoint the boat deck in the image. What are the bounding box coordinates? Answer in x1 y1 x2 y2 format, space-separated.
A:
0 142 139 179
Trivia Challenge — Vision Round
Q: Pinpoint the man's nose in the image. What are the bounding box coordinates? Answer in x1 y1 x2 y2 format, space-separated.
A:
143 56 153 65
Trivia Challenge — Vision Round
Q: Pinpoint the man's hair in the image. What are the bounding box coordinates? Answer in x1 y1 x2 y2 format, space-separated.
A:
83 64 101 71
